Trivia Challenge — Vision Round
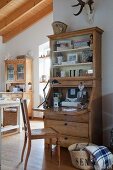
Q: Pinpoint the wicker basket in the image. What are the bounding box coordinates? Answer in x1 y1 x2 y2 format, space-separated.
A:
52 21 67 34
3 108 17 126
68 143 94 170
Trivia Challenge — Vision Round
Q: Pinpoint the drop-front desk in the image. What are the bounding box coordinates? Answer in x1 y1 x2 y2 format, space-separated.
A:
33 106 90 148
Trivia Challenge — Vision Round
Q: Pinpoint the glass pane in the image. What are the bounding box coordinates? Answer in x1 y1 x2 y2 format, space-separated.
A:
7 64 14 80
39 42 50 107
17 64 24 80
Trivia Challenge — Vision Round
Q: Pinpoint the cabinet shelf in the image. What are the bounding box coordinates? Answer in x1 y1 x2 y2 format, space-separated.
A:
1 125 19 132
8 73 14 75
53 46 91 53
53 62 93 67
51 76 94 81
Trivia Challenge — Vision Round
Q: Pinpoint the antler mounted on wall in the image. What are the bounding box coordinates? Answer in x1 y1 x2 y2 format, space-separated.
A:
72 0 94 16
72 0 94 24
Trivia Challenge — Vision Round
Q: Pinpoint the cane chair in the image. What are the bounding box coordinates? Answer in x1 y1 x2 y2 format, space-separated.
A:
20 99 60 170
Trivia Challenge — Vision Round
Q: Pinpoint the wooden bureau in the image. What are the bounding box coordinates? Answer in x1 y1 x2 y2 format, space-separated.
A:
43 27 103 147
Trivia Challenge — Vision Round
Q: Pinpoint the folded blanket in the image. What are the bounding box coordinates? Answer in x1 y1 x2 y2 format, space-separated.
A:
85 145 113 170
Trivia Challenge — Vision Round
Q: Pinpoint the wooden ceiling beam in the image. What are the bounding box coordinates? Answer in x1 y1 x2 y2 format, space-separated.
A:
0 0 12 9
3 4 53 43
0 0 43 31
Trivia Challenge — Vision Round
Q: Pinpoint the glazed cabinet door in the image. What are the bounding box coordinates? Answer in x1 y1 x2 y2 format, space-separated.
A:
5 59 26 83
16 61 26 82
5 62 15 82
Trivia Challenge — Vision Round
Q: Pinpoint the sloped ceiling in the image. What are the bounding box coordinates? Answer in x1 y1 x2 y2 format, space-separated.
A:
0 0 53 43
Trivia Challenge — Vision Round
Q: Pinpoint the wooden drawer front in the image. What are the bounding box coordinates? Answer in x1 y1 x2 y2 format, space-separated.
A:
45 120 88 138
45 112 89 123
65 113 89 122
45 135 89 148
54 80 93 87
83 80 93 87
11 93 23 99
23 92 31 98
2 94 11 98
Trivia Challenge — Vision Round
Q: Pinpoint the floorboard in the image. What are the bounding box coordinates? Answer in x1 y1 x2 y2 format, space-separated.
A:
1 121 76 170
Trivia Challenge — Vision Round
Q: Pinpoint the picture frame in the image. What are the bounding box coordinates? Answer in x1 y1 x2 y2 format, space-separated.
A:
56 40 72 50
67 88 79 99
67 53 78 62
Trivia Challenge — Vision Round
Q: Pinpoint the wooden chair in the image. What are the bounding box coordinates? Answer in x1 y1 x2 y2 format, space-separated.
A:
20 99 60 170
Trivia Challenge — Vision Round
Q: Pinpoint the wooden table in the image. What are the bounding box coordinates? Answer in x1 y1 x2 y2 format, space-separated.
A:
0 100 22 133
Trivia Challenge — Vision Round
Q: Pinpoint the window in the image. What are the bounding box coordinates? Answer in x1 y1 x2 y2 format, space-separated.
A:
39 42 50 105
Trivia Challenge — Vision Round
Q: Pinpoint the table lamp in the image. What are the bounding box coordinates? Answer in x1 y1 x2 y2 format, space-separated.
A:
37 79 60 108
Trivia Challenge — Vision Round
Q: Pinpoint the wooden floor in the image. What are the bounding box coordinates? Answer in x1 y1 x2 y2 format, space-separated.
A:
1 121 76 170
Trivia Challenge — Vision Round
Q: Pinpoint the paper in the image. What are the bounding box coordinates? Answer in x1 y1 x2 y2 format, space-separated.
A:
62 108 77 112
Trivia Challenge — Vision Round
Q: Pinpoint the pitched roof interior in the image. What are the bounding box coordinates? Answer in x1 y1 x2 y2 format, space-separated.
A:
0 0 53 42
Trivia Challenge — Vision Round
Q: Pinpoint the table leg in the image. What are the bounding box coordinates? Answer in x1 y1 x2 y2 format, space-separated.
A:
17 105 22 132
0 107 3 127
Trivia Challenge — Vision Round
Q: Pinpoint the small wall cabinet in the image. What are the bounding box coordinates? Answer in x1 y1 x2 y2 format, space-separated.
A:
5 60 25 82
44 27 103 147
5 58 32 84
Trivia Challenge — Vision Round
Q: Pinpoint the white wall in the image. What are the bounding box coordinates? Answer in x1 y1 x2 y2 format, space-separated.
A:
53 0 113 146
3 13 53 111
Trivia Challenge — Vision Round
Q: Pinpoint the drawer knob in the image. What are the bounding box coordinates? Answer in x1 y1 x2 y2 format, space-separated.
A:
64 123 67 126
64 137 68 140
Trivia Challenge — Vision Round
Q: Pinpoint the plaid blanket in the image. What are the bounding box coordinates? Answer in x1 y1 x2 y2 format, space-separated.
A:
85 145 113 170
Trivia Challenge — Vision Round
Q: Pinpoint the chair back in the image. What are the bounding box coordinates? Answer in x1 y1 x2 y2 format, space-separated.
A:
20 99 31 137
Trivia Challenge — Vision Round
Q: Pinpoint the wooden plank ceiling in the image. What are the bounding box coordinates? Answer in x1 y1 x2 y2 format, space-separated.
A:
0 0 53 43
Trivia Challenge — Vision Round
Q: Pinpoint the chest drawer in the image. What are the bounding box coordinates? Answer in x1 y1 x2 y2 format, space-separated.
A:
11 93 23 99
45 112 89 123
57 80 93 87
45 135 89 148
45 119 88 138
2 94 12 99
